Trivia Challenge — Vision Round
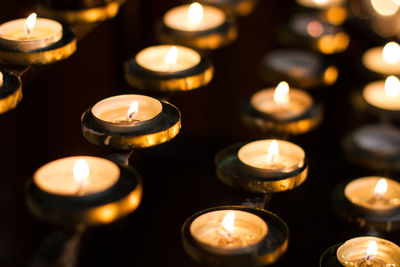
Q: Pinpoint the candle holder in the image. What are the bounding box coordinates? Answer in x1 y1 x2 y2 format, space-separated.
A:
196 0 258 17
361 43 400 79
279 13 349 55
0 70 22 114
332 178 400 233
342 124 400 173
81 97 181 150
215 141 308 194
0 27 76 66
36 0 124 24
260 49 338 89
27 159 142 226
182 206 289 266
320 237 400 267
124 46 214 93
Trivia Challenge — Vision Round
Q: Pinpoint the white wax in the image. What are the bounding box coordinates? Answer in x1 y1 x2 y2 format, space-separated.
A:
92 94 162 125
250 87 313 120
238 140 305 173
363 47 400 75
164 4 225 32
296 0 345 9
34 156 120 196
135 45 201 72
0 17 62 52
190 210 267 254
363 80 400 110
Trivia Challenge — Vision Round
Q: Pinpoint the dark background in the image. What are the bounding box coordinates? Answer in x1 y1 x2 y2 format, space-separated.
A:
0 0 399 266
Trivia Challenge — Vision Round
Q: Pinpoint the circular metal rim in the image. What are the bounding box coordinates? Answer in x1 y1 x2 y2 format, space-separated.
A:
319 244 342 267
26 163 142 226
0 71 22 114
0 28 76 66
156 19 238 50
81 100 181 150
215 142 308 194
182 205 289 267
36 0 124 24
332 182 400 232
241 97 323 135
124 55 214 92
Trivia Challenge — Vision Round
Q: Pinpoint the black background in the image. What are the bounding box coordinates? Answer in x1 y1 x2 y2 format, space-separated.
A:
0 0 399 266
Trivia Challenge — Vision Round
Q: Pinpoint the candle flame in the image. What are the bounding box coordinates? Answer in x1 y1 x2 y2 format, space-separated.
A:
127 101 139 119
384 76 400 97
25 13 37 35
164 46 178 67
374 178 388 198
73 159 90 183
188 2 203 26
273 81 290 105
307 20 324 37
221 211 235 234
315 0 328 4
365 241 378 261
0 71 3 87
382 42 400 64
267 140 279 165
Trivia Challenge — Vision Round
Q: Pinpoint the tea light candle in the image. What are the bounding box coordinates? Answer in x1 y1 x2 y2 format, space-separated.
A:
135 45 201 73
190 209 268 254
34 156 119 196
363 42 400 75
337 237 400 267
163 2 225 32
250 81 313 120
0 13 62 52
91 94 162 131
0 71 3 87
345 177 400 212
296 0 345 9
363 76 400 111
238 139 305 174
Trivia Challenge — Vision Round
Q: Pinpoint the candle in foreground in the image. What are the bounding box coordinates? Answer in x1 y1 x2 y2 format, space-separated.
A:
135 45 201 72
91 94 162 128
363 75 400 110
0 13 62 52
345 176 400 212
363 42 400 75
34 156 120 196
163 2 225 32
250 81 313 120
190 209 267 254
238 139 305 173
337 236 400 266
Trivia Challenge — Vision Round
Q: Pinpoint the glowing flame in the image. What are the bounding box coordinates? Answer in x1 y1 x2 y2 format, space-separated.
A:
374 179 388 198
370 0 399 16
127 101 139 119
382 42 400 64
221 211 235 234
384 76 400 97
188 2 203 26
267 140 279 165
273 81 290 105
0 71 3 87
315 0 328 4
164 46 178 68
365 241 378 261
25 13 37 35
73 159 90 183
307 20 324 37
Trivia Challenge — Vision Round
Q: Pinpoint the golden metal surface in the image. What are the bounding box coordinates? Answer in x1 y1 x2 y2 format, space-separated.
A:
0 83 22 114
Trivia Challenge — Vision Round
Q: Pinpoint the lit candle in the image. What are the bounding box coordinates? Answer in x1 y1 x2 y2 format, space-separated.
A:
363 76 400 111
296 0 345 9
135 45 201 72
0 71 3 87
0 13 62 52
190 209 268 254
91 94 163 132
344 177 400 212
363 42 400 75
238 139 305 174
34 156 120 196
337 237 400 267
370 0 399 16
250 81 313 120
163 2 225 32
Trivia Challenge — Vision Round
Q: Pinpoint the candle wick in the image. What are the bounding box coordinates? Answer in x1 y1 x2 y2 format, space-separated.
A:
218 226 234 243
76 180 85 196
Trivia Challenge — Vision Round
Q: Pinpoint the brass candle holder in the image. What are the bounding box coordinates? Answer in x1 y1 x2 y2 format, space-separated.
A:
182 206 289 266
36 0 125 24
0 70 22 114
342 124 400 173
0 27 76 66
196 0 258 17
